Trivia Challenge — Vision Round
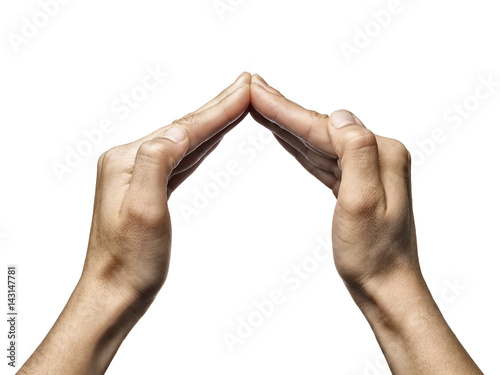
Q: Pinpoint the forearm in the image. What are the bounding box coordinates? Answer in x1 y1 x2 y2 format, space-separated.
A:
18 273 141 375
350 269 482 375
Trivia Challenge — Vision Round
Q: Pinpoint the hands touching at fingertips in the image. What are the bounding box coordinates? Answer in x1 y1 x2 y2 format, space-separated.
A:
18 73 483 375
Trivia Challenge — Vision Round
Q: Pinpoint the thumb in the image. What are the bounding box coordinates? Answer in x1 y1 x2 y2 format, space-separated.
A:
327 110 385 206
126 126 189 214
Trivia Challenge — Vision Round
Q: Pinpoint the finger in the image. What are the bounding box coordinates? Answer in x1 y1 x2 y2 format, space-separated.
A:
251 74 282 95
328 110 386 211
96 144 138 211
123 126 189 220
132 82 250 155
274 132 343 180
161 82 250 153
167 139 222 197
250 106 338 175
249 101 332 160
273 134 338 189
194 72 251 113
168 106 249 196
172 107 249 176
168 106 249 195
250 81 333 156
374 136 412 215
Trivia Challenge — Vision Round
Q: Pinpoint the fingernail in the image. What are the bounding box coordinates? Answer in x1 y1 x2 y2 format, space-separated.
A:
162 126 186 143
330 110 356 129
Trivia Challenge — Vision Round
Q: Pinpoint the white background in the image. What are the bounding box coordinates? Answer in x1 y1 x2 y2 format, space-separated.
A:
1 0 499 374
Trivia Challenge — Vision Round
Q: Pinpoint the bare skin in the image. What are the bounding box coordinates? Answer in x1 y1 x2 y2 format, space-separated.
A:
250 74 482 374
17 73 482 374
18 73 252 375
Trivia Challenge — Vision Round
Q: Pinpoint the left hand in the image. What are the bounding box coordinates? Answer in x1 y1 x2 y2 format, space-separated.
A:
249 74 419 293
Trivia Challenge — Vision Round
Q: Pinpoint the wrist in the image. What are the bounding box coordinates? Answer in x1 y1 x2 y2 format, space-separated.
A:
82 245 165 319
19 271 143 374
345 266 444 335
345 267 482 374
79 267 155 321
68 273 144 369
347 268 453 363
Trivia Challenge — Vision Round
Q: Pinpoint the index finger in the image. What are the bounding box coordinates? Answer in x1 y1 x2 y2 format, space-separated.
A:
194 71 250 113
250 78 333 156
150 82 251 154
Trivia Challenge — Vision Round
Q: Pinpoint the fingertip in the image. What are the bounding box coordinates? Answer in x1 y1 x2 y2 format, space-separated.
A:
329 109 365 129
235 82 251 105
250 81 275 111
220 81 250 108
162 126 190 159
329 110 357 129
252 74 268 86
236 72 252 85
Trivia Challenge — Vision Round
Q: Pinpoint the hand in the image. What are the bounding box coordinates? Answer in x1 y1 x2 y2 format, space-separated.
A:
250 75 482 374
19 72 482 375
84 72 251 316
18 73 251 375
250 75 418 292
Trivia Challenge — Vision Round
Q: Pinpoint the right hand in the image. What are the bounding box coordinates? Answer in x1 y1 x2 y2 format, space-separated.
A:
82 72 251 317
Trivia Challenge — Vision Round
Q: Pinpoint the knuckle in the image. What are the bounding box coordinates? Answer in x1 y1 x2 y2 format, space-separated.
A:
330 158 342 176
173 113 197 128
342 188 385 217
123 203 167 229
343 129 378 153
97 153 106 170
309 110 329 122
388 139 411 170
392 139 410 158
98 146 127 172
137 140 168 160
